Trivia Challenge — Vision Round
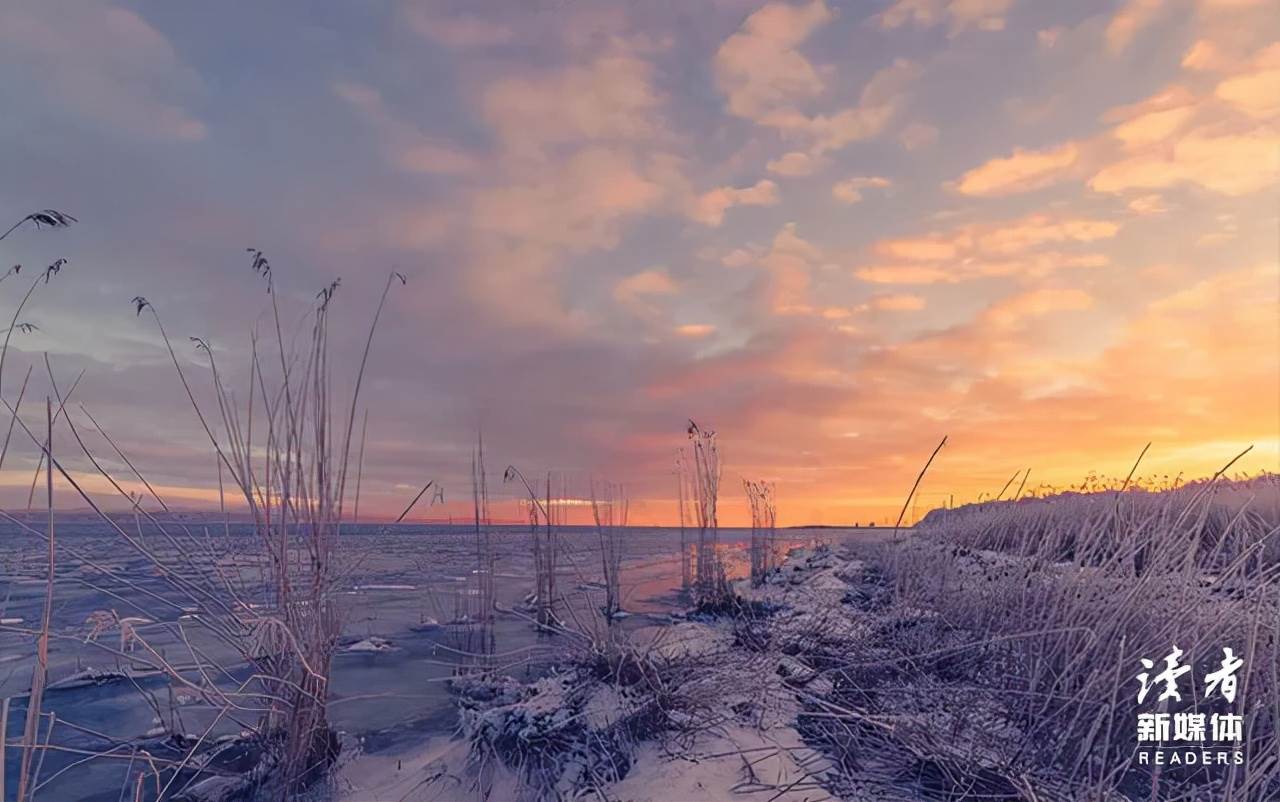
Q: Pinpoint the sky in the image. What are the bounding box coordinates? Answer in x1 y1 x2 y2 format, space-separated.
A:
0 0 1277 526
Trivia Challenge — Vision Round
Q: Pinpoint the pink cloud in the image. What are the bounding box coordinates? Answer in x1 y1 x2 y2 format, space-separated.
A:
333 80 479 174
879 0 1013 35
0 0 206 142
954 142 1080 197
690 179 780 226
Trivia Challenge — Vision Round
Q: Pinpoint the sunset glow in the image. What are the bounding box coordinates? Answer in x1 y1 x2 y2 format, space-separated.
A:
1 0 1276 526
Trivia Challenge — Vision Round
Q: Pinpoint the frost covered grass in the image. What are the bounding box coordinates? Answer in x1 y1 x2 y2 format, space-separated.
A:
445 572 833 802
919 471 1280 573
872 473 1280 800
442 473 1279 802
0 231 424 800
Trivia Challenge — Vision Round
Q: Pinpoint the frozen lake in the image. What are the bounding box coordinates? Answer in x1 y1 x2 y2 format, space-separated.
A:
0 521 885 800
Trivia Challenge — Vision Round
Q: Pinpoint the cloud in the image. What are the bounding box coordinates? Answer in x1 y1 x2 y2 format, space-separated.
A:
471 147 669 250
614 268 678 320
872 293 927 311
401 6 515 47
690 179 780 226
722 248 758 267
855 264 953 284
832 61 923 150
976 216 1119 254
1215 65 1280 119
1037 27 1065 48
766 151 818 176
954 142 1079 196
0 1 206 142
615 269 676 301
715 4 918 155
758 222 824 312
898 122 940 150
396 35 690 324
1126 194 1168 215
1105 0 1165 53
4 0 1277 527
1181 39 1232 71
856 213 1118 284
1111 105 1196 149
879 0 1014 35
482 47 665 156
983 288 1093 327
876 237 958 261
713 0 834 121
333 80 479 174
832 176 891 204
675 323 716 338
1084 45 1280 197
1090 126 1280 196
741 59 921 156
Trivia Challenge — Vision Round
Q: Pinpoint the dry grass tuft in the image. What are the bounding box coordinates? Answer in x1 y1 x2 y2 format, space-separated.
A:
866 472 1280 800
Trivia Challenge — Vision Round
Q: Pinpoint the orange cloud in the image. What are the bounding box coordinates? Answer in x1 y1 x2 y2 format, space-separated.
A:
766 151 818 176
983 287 1093 328
856 264 955 284
955 142 1080 196
754 60 920 155
832 176 891 204
876 237 958 261
690 179 780 226
716 3 917 155
1083 39 1280 197
714 0 832 121
1182 39 1233 72
614 269 677 321
872 293 927 311
1105 0 1165 53
1126 194 1168 215
1215 63 1280 118
976 216 1119 254
675 323 716 338
1090 126 1280 196
857 213 1118 285
759 222 822 312
1112 106 1196 149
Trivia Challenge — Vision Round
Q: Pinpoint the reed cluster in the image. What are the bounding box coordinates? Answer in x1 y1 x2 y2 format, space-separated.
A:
1 226 407 798
883 471 1280 800
743 478 777 586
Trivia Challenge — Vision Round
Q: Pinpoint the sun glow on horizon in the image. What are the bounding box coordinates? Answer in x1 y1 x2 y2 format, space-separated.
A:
0 0 1275 529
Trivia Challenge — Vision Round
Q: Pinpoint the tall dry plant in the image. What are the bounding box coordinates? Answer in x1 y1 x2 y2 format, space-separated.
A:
674 450 692 592
0 208 75 802
743 478 776 585
504 466 561 630
0 249 407 798
133 255 403 789
686 420 727 606
589 480 627 623
468 437 496 662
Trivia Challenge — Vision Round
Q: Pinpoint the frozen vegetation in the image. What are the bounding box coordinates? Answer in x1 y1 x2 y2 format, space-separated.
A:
332 474 1278 802
1 217 1275 801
